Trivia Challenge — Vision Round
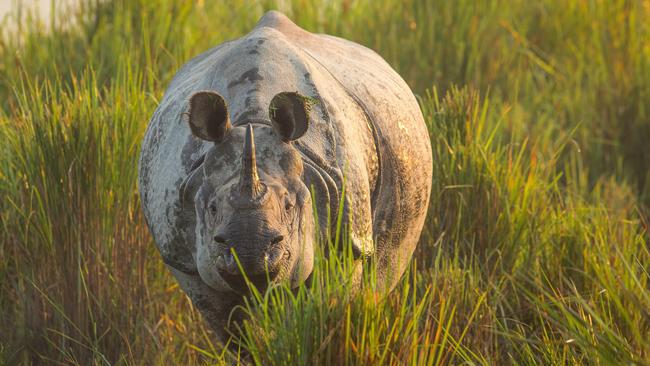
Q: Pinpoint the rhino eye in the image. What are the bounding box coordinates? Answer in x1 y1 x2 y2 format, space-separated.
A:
285 200 294 211
208 203 218 215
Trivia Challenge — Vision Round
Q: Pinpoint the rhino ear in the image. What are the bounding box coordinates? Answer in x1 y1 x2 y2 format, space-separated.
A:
269 92 310 142
187 91 231 142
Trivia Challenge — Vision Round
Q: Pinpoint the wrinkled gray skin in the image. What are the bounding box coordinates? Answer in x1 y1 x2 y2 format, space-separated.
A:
138 11 432 341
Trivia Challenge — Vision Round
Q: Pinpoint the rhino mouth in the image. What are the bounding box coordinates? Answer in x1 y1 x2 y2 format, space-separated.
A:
219 270 280 293
217 249 291 293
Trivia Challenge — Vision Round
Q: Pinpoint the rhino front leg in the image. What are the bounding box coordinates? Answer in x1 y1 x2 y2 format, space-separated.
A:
169 267 244 343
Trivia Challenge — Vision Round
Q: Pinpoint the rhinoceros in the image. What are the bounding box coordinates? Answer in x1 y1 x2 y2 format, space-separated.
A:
138 11 432 339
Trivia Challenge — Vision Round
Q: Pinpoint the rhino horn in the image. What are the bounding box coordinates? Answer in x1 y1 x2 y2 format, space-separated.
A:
238 124 265 199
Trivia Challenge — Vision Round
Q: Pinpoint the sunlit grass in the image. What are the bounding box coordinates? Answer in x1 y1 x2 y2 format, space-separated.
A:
0 0 648 364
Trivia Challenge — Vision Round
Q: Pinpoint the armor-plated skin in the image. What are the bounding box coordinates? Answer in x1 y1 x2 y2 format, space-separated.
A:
138 11 432 339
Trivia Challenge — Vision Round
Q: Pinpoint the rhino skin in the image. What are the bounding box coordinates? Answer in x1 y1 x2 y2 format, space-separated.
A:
138 11 432 339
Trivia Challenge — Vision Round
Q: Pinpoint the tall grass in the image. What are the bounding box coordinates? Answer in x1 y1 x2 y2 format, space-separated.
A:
0 0 648 364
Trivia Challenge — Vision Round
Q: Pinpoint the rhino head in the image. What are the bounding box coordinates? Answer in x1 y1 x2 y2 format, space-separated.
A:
183 90 315 293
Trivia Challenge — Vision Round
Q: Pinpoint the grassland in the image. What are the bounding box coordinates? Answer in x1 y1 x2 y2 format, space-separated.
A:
0 0 648 364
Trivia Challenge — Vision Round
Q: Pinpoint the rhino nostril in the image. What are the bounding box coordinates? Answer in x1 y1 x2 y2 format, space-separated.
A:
270 235 284 245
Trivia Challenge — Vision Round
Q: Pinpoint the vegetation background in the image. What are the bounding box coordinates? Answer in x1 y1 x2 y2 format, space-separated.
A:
1 0 648 364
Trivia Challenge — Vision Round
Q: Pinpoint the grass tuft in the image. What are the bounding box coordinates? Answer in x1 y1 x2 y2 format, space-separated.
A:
1 0 648 364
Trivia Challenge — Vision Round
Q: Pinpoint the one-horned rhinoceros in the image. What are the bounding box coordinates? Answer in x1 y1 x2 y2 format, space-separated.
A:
138 11 432 339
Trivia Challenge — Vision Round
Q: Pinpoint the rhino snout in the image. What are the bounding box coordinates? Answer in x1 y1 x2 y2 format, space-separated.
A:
210 233 288 290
